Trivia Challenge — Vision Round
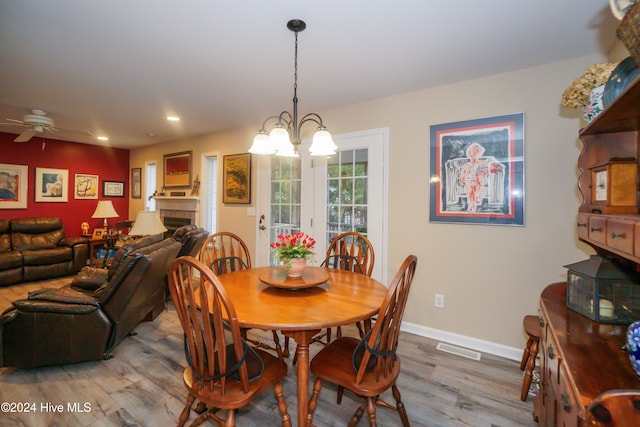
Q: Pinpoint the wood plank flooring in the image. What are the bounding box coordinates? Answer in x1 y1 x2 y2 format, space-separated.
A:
0 277 536 426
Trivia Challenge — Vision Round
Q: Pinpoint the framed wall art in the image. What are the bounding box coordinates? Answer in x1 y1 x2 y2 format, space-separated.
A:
223 153 251 204
0 163 28 209
163 150 192 189
429 113 525 226
74 174 98 199
131 167 142 199
103 180 125 197
35 167 69 202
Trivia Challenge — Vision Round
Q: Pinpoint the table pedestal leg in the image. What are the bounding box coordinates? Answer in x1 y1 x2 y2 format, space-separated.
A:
286 329 320 427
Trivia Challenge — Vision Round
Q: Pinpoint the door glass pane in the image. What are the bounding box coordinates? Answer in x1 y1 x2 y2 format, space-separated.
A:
269 157 302 265
326 148 369 243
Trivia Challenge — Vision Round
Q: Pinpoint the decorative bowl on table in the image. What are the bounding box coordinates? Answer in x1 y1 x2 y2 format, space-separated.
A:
626 320 640 378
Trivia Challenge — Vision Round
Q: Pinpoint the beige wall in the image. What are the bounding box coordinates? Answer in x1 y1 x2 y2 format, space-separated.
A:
131 54 610 351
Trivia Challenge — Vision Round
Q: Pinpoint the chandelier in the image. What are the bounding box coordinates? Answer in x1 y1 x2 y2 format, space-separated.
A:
249 19 337 157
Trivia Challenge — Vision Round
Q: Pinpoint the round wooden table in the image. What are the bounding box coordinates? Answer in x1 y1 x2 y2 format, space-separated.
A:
216 266 387 426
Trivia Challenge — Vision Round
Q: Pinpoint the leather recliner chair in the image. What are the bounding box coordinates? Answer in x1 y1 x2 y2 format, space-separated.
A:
0 235 182 369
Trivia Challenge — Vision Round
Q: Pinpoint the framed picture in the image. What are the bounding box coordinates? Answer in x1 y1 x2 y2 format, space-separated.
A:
74 174 98 199
103 180 125 197
0 163 28 209
92 228 106 239
163 150 192 189
35 167 69 202
223 153 251 204
429 113 525 226
131 167 142 199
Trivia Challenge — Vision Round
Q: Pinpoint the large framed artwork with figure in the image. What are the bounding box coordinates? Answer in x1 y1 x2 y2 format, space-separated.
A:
429 113 524 226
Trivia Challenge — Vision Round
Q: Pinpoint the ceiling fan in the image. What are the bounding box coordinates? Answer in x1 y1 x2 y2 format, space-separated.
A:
1 109 93 142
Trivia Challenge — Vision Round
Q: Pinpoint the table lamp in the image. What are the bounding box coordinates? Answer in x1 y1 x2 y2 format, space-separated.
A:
91 200 119 228
128 210 167 237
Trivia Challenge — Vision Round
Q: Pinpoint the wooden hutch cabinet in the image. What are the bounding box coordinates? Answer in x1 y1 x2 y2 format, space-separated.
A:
533 77 640 425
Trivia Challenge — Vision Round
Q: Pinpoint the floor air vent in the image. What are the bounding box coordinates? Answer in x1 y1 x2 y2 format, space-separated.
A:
436 343 482 361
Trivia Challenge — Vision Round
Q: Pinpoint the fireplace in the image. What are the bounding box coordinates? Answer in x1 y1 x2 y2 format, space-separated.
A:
154 196 200 237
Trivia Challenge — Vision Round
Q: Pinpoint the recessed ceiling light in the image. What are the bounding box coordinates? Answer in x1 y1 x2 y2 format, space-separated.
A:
97 136 109 141
167 116 180 122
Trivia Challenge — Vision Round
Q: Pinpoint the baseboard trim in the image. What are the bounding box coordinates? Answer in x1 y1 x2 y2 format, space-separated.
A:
401 321 522 362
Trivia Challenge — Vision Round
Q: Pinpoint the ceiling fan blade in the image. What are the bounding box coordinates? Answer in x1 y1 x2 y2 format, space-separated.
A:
14 129 36 142
0 122 25 127
5 118 25 125
55 126 94 137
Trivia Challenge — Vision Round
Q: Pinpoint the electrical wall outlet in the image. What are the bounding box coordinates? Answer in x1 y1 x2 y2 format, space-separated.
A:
435 294 445 309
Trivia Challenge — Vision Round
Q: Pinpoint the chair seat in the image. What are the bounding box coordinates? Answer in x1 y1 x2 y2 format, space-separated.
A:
310 336 401 397
184 344 288 410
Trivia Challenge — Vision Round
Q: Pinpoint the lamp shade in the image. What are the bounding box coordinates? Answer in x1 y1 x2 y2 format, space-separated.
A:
309 127 337 156
128 211 168 237
91 200 119 227
248 131 276 155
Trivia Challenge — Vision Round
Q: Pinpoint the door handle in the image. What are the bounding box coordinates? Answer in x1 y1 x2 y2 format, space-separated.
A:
259 215 266 230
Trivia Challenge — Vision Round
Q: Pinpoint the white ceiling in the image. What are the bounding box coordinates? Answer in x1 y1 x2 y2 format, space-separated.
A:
0 1 619 149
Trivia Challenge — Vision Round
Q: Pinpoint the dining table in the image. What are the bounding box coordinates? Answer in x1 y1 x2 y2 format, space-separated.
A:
215 265 388 427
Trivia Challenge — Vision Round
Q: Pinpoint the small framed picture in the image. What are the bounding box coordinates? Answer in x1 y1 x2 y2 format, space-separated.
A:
35 167 69 202
103 180 125 197
223 153 251 204
92 228 106 239
131 168 142 199
74 174 98 199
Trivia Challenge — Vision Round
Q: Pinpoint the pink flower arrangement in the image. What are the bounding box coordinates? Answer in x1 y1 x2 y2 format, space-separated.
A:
270 232 316 264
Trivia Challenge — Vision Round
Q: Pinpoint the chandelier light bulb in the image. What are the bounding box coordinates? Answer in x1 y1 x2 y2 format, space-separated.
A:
309 127 337 156
249 130 276 154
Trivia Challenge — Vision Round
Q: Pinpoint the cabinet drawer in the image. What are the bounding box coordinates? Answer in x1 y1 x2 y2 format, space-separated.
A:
576 213 589 239
588 216 607 244
606 218 635 255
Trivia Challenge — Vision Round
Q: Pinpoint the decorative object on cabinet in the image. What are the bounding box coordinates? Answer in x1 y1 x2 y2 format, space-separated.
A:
617 1 640 65
602 56 640 107
429 113 525 226
223 153 251 204
74 174 98 199
534 283 640 426
102 180 124 197
163 150 192 189
91 228 106 239
91 200 119 228
131 167 141 198
564 255 640 324
190 174 200 196
81 221 90 236
0 163 27 209
610 0 636 20
626 320 640 378
35 167 68 202
589 157 637 214
561 62 619 109
582 84 605 122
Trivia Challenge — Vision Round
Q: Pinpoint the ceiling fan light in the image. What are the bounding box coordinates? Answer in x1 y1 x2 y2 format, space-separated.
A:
248 131 276 154
309 127 337 156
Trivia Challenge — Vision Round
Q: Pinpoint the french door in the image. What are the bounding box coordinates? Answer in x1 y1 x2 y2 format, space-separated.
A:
256 128 388 281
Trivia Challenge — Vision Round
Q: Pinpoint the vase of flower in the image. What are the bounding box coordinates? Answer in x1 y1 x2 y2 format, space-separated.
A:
285 257 307 278
271 232 316 278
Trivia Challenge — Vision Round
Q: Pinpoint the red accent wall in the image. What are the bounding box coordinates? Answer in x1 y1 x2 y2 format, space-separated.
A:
0 132 129 237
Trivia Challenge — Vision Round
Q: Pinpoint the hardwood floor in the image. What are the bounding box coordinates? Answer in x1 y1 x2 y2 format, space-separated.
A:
0 277 536 426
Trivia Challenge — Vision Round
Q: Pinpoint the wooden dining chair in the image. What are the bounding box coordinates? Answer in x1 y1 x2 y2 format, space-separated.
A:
199 232 286 360
307 255 417 427
168 256 292 427
288 231 375 364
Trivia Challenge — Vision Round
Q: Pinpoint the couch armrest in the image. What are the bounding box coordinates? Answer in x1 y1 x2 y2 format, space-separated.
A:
12 299 99 314
60 237 90 247
71 266 108 290
27 287 99 306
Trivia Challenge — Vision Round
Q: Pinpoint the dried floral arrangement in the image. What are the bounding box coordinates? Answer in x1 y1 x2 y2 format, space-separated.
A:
561 62 619 108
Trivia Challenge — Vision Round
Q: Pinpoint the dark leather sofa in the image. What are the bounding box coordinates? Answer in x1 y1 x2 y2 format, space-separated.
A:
0 234 182 368
0 217 89 286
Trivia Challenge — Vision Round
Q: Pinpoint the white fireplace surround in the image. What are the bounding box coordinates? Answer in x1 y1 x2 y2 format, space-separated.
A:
154 196 200 227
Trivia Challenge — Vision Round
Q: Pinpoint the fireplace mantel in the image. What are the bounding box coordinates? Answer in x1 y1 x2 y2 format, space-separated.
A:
154 196 199 212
